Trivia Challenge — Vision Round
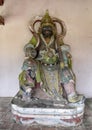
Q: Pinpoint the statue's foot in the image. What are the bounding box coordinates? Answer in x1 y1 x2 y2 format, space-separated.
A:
68 94 85 103
53 96 68 106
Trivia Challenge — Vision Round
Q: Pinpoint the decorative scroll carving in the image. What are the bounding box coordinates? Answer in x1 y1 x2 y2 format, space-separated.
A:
0 0 4 5
0 16 4 25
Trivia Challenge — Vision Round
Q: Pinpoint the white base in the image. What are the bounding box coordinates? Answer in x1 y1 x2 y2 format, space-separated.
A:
11 99 85 127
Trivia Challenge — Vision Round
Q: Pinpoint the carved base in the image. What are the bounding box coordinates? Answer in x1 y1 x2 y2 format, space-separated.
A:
11 95 85 127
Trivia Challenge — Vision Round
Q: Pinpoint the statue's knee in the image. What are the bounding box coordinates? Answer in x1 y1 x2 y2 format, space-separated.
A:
22 58 37 71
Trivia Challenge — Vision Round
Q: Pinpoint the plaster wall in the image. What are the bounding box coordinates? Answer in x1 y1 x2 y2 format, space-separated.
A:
0 0 92 97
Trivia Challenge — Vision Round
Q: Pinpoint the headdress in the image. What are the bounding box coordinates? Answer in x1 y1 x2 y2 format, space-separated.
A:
29 10 66 47
41 10 55 28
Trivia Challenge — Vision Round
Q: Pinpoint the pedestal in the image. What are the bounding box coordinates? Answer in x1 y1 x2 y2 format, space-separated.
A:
11 94 85 127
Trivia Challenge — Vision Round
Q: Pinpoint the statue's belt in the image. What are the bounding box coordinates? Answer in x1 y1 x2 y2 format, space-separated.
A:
41 62 58 66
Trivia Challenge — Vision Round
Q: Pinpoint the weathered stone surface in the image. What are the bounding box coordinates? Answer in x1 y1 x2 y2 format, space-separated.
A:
41 126 56 130
11 95 85 127
11 123 27 130
85 98 92 110
0 121 13 129
85 107 92 117
27 126 41 130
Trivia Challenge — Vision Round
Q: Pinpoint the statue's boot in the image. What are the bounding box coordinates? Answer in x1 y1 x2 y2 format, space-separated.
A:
68 94 85 103
53 95 68 105
63 81 85 103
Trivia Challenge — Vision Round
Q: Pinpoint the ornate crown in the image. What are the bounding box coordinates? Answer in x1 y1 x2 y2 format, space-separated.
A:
29 10 66 47
41 10 55 28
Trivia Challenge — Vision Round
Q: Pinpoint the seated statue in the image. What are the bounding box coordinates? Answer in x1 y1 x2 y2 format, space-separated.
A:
17 10 84 104
11 10 85 126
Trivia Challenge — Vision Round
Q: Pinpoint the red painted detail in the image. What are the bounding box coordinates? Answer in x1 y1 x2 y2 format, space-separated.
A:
14 115 21 120
14 115 34 121
61 116 83 124
35 82 40 88
22 117 34 121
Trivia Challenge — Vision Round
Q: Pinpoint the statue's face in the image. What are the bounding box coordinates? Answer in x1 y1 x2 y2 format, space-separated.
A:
41 25 53 38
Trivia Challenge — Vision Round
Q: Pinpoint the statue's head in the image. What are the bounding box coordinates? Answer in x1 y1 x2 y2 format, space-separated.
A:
41 25 53 38
29 10 66 47
39 10 57 38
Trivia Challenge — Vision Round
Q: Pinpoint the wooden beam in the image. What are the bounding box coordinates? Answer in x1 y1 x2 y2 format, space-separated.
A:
0 0 4 5
0 16 4 25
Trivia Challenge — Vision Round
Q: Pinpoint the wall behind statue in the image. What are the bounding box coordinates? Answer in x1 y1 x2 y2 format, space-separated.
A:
0 0 92 97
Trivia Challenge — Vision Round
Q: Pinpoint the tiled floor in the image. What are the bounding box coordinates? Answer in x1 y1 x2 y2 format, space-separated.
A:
0 97 92 130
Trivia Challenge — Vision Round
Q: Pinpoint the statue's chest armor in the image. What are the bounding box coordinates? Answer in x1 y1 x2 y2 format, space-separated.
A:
37 40 58 64
39 40 56 51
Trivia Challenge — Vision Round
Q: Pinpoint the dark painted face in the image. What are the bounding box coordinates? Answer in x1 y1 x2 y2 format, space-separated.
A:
42 25 53 38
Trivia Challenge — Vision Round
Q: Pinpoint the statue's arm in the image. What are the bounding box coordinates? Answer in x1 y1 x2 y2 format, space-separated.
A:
61 44 72 69
24 36 37 58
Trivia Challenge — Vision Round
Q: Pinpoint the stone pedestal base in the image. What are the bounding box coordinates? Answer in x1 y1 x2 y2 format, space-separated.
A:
11 96 85 127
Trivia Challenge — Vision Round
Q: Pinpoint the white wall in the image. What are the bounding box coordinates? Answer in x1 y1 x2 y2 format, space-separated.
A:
0 0 92 97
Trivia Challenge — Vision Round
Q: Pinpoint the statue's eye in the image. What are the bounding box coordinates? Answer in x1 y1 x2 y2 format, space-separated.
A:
42 26 52 31
42 27 47 31
48 27 52 30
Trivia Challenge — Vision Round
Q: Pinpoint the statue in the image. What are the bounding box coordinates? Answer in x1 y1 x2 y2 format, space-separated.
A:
18 10 84 103
11 10 85 126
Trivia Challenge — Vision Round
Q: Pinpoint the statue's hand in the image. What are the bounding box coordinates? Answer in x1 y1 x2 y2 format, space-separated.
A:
25 48 37 58
26 87 32 93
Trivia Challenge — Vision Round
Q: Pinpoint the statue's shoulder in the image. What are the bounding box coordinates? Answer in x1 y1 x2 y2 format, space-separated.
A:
61 44 71 52
24 36 37 50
